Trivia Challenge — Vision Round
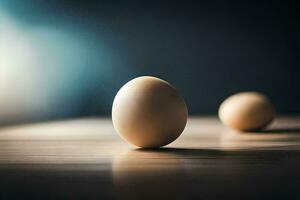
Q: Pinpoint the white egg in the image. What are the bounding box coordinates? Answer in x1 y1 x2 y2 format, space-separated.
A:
112 76 188 148
219 92 276 131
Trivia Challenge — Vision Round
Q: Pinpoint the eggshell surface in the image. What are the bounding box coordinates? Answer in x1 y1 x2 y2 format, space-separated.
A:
218 92 276 131
112 76 188 148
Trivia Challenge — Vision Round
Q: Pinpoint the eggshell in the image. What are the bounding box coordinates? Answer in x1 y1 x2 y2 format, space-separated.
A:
112 76 188 148
218 92 276 131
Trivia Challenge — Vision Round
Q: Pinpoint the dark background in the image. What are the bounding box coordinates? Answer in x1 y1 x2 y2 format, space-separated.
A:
1 0 299 121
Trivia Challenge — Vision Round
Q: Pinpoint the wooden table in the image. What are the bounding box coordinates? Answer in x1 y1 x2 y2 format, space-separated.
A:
0 117 299 199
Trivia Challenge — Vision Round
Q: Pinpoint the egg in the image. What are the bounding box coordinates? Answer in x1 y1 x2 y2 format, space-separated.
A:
218 92 276 131
112 76 188 148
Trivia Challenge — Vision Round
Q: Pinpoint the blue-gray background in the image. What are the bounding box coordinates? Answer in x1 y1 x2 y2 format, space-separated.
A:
0 0 299 123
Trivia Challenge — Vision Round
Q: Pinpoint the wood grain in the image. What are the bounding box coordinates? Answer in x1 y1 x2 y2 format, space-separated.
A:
0 117 299 199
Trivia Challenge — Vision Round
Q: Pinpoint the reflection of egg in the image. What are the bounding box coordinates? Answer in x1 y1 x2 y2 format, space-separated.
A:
112 76 188 148
218 92 276 131
112 149 185 199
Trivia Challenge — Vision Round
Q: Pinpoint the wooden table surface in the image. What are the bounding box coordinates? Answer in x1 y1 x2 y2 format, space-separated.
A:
0 117 300 199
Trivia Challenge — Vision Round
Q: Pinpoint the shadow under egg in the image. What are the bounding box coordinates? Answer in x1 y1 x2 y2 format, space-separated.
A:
220 128 300 150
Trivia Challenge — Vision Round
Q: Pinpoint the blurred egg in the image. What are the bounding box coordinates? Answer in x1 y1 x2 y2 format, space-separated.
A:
112 76 188 148
218 92 276 131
